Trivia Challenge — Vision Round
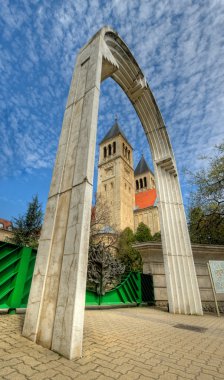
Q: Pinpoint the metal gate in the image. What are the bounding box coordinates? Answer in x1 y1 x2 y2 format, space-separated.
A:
141 273 155 305
0 241 142 312
0 242 37 312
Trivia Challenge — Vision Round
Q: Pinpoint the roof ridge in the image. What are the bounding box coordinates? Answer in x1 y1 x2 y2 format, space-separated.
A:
134 155 154 176
100 121 130 145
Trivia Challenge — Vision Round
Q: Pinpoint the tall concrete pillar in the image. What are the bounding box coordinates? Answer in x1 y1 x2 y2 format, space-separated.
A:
23 27 202 360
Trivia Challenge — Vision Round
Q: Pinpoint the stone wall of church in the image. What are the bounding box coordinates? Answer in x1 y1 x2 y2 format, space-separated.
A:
120 158 135 231
134 242 224 312
135 171 155 193
134 206 160 235
0 229 13 242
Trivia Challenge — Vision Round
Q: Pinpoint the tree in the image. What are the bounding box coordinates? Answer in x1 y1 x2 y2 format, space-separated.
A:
9 195 43 248
90 194 118 248
187 142 224 244
117 227 142 271
135 222 153 242
152 231 161 242
87 241 125 295
88 195 122 294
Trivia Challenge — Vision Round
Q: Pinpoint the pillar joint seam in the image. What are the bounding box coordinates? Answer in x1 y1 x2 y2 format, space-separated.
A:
48 178 93 200
145 125 167 136
158 200 183 206
66 85 100 109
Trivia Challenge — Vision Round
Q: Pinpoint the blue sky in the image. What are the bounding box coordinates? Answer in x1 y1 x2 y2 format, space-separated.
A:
0 0 224 221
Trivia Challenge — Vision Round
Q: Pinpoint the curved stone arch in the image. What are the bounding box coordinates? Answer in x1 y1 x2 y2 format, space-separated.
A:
23 27 202 360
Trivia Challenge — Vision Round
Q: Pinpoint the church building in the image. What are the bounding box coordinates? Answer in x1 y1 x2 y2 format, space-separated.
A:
97 121 160 235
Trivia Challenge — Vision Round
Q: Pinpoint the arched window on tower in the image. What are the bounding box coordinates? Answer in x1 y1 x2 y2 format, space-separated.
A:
108 144 112 155
128 150 130 161
136 180 139 190
125 147 128 158
113 141 116 154
140 178 143 189
144 177 147 187
123 143 125 156
104 146 107 158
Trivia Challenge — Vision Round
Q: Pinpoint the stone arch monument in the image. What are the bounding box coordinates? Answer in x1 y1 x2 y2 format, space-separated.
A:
23 27 203 359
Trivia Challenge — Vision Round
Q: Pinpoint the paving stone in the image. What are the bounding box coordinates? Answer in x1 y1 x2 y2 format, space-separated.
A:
94 359 117 370
196 375 214 380
202 369 224 379
0 309 224 380
133 365 160 378
76 370 99 380
3 372 27 380
21 355 41 367
1 352 25 360
16 363 38 377
76 362 99 373
56 364 81 378
0 358 22 368
53 374 71 380
34 361 61 371
150 365 169 375
30 369 58 379
113 363 135 375
95 366 120 379
118 371 140 380
168 368 195 379
1 367 15 376
159 374 177 380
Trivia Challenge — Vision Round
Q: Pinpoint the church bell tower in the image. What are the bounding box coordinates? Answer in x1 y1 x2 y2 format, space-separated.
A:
97 120 135 231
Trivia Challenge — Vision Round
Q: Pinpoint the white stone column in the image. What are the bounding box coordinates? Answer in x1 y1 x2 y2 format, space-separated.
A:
23 35 103 358
154 158 203 314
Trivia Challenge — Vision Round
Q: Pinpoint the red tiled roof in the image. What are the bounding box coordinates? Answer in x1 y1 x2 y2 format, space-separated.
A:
135 189 157 209
0 218 12 230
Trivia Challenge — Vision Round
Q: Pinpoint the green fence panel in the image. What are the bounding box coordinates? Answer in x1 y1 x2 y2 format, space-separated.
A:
0 242 37 311
0 241 142 311
85 272 142 306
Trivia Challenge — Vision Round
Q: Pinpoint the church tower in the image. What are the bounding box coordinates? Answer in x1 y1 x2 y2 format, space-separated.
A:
97 121 135 231
133 155 160 235
134 155 156 193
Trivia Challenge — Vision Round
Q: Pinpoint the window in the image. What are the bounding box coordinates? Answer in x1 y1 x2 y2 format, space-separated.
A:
125 147 127 158
104 184 107 191
144 177 147 187
128 150 130 161
123 143 125 156
140 178 143 189
136 180 139 190
111 182 113 188
108 144 112 155
0 223 3 229
104 146 107 158
113 141 116 154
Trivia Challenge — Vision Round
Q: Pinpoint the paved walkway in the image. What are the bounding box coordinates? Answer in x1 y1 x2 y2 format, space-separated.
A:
0 307 223 379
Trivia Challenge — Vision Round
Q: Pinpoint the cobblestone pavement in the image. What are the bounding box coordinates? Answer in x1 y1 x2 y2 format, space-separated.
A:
0 307 224 380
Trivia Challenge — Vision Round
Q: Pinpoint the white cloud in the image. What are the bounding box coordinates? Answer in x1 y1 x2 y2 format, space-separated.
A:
0 0 223 212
